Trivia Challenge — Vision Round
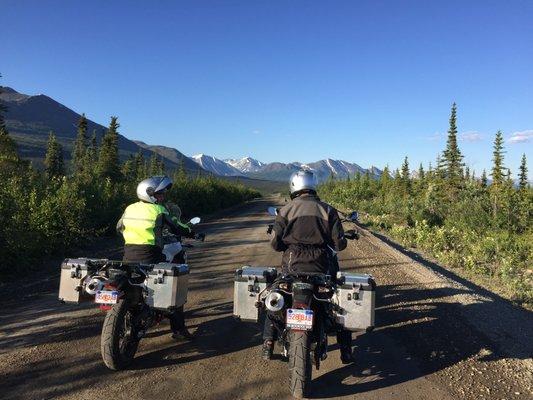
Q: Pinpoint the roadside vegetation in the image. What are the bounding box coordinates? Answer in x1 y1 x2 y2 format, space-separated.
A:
319 104 532 308
0 88 259 276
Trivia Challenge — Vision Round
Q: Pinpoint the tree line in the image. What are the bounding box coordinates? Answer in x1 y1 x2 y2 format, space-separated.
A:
0 88 259 276
319 103 532 307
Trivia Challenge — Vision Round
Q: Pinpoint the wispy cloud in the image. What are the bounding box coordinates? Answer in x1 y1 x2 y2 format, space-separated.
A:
508 130 533 144
427 131 483 142
459 131 483 142
252 129 261 135
427 132 445 141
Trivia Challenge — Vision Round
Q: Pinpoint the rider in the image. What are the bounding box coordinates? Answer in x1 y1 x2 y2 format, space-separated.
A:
263 169 356 363
116 175 199 340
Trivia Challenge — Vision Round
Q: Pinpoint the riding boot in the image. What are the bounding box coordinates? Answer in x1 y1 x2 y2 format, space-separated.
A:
170 306 194 340
337 330 356 364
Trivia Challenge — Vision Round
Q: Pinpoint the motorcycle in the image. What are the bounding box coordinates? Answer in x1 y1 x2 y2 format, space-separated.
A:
262 207 359 398
83 216 204 370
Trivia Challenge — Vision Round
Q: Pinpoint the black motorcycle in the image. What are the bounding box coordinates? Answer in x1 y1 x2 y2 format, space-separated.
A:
262 207 358 398
83 221 204 370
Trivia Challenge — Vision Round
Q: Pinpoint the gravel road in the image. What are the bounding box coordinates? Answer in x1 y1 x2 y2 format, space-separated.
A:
1 198 531 400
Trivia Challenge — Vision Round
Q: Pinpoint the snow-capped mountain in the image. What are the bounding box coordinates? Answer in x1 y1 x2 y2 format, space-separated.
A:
225 157 265 173
302 159 367 181
191 154 244 176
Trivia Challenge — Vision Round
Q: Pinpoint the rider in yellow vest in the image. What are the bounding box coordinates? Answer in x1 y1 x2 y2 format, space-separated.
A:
117 175 199 339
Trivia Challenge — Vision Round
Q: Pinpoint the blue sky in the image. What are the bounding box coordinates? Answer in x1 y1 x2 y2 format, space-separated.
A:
2 0 532 175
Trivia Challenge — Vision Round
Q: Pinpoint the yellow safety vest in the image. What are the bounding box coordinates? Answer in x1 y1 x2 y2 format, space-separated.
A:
120 201 168 245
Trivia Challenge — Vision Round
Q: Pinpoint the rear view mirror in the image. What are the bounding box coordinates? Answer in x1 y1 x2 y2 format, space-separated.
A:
189 217 201 225
267 206 279 216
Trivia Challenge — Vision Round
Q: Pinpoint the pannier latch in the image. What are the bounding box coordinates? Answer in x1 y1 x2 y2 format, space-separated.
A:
247 277 259 293
347 283 363 301
154 269 165 284
70 264 80 279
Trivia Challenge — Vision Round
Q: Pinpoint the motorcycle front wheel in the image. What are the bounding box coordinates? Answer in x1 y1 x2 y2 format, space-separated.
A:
288 330 312 399
101 299 140 370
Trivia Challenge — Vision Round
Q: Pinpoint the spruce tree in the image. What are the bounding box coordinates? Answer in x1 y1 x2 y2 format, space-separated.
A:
518 154 528 190
435 154 446 180
491 130 505 186
418 163 425 180
442 103 463 185
44 132 64 178
72 113 88 175
121 155 136 181
133 150 146 180
98 117 121 181
0 85 23 174
401 156 410 180
481 169 488 188
149 152 160 175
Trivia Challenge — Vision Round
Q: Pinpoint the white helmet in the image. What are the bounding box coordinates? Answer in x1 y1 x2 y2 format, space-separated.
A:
289 169 318 196
137 176 172 203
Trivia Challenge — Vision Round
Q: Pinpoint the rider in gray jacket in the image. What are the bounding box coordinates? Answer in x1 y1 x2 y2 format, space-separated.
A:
263 170 356 363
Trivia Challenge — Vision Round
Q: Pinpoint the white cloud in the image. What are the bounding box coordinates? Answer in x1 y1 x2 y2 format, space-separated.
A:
460 131 483 142
508 130 533 144
427 132 445 141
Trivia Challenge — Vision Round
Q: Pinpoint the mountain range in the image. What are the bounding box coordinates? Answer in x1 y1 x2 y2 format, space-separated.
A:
0 86 203 173
191 154 382 182
1 86 381 184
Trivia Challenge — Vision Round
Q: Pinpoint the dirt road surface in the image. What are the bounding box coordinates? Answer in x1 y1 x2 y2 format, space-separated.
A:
1 198 532 400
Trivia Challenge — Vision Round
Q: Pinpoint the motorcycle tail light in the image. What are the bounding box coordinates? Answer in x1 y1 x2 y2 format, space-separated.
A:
318 286 330 293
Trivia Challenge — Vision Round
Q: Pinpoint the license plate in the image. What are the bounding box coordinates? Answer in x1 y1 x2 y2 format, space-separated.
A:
286 309 314 330
95 290 118 304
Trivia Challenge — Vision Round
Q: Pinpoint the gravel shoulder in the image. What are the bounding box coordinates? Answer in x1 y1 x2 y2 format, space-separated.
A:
0 197 531 400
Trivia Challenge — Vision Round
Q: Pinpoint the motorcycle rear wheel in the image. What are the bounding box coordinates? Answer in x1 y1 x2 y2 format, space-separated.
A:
101 299 140 370
288 330 312 399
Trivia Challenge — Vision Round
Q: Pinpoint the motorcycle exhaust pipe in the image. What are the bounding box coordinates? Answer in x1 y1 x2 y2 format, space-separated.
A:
265 291 285 312
85 276 106 295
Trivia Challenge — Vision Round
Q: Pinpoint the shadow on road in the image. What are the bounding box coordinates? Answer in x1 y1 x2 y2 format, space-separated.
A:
309 282 532 398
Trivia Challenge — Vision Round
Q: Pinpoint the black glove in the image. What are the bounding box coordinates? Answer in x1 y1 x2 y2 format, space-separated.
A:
194 233 205 242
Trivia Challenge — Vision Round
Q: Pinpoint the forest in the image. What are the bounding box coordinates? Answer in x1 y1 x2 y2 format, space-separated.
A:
0 96 260 276
319 104 532 308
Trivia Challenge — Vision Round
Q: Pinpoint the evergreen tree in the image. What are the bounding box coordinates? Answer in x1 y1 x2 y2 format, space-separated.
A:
149 152 161 175
464 166 470 182
442 103 463 185
481 169 488 187
72 113 88 174
379 165 391 187
0 80 7 131
518 154 528 190
133 150 146 180
121 155 136 181
418 163 425 180
435 154 446 180
98 117 121 181
0 84 24 174
158 156 166 174
44 132 64 178
491 130 505 186
401 156 410 180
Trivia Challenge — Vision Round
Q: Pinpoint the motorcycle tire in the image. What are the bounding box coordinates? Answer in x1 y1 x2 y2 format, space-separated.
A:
101 299 140 370
288 330 312 399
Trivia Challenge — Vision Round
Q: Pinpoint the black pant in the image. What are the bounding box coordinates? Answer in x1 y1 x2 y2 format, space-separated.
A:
123 248 185 333
169 305 186 332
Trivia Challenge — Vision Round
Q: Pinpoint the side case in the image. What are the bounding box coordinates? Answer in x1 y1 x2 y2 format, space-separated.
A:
334 272 376 332
145 263 190 310
58 258 102 303
233 266 278 322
